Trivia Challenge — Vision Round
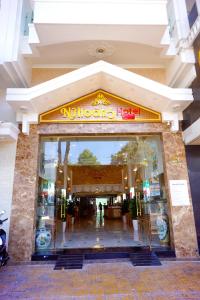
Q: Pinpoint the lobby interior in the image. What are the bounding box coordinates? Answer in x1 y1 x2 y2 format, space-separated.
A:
35 136 170 253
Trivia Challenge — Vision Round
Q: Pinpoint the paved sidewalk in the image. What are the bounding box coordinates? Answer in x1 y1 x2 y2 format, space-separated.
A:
0 261 200 299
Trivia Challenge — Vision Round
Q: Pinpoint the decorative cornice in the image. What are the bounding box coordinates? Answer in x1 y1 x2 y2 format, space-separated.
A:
0 61 30 88
0 122 19 141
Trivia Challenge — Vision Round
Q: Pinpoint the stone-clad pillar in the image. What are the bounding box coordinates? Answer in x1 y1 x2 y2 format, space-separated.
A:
9 125 39 261
162 131 198 258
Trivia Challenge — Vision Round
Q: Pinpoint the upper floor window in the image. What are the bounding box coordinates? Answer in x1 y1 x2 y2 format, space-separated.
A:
186 0 198 28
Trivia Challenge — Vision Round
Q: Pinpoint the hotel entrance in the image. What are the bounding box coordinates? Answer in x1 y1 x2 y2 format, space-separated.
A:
8 76 198 261
35 136 170 252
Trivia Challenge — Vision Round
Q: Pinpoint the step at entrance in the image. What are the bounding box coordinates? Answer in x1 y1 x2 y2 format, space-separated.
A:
54 254 84 270
85 251 129 260
53 248 162 269
129 251 161 266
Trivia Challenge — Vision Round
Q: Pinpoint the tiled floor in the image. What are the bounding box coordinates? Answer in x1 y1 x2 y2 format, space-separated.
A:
1 261 200 299
54 212 162 249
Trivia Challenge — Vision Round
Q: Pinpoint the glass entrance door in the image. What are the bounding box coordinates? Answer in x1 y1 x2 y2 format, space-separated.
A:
35 136 170 252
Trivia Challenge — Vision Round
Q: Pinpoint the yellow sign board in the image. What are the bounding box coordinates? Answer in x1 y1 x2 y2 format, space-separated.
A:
39 90 161 123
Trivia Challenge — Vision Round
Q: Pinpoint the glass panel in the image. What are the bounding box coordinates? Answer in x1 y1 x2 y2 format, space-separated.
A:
35 135 171 252
35 139 58 251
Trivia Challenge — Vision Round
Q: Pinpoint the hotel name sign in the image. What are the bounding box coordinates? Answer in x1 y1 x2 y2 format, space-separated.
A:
39 90 161 123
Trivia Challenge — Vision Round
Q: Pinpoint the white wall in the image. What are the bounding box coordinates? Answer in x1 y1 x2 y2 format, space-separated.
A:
33 0 168 25
0 90 16 123
0 0 32 88
0 141 17 246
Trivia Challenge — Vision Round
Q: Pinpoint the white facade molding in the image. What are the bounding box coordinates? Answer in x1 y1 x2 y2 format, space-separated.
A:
31 1 168 49
183 118 200 145
6 61 193 117
28 24 40 45
162 112 180 132
0 0 32 88
0 141 18 246
30 23 168 49
33 0 168 25
18 113 38 135
0 122 19 141
22 36 40 58
160 27 177 57
0 59 32 89
22 116 29 135
166 48 196 87
22 24 40 57
162 112 182 132
0 0 23 62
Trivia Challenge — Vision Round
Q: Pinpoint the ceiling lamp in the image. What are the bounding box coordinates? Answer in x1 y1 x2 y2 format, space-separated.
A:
88 42 115 59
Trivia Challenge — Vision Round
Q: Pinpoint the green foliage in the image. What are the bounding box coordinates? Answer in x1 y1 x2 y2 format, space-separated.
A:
78 149 100 165
111 140 138 165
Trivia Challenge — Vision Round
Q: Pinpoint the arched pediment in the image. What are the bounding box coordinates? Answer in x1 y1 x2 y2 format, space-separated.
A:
40 89 161 124
6 60 193 133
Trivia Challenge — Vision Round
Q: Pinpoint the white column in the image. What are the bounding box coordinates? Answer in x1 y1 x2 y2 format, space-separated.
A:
0 141 17 247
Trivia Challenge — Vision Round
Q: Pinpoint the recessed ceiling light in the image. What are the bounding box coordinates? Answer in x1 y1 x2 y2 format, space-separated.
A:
88 42 115 58
96 48 105 54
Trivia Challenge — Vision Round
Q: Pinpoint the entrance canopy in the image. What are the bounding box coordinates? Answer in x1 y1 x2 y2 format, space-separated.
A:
6 60 193 134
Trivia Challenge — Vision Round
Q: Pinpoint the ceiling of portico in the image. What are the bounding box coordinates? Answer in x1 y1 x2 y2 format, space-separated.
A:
31 40 171 67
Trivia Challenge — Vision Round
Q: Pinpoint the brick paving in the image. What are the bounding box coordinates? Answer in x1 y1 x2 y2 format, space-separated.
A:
0 261 200 299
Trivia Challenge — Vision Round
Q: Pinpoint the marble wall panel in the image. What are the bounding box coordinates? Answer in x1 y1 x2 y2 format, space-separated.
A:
8 125 39 261
38 122 169 135
162 132 198 257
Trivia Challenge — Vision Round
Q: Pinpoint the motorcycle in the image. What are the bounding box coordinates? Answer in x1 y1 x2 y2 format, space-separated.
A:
0 210 9 267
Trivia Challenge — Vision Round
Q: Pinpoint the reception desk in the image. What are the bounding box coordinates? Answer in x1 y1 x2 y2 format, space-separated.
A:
104 206 121 219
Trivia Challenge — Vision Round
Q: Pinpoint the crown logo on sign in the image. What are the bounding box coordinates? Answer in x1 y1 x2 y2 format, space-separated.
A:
92 93 111 106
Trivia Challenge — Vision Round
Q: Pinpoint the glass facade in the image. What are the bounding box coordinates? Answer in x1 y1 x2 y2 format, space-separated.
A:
35 135 170 251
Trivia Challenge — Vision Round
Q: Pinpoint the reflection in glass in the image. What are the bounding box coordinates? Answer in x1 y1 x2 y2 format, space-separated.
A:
35 136 170 251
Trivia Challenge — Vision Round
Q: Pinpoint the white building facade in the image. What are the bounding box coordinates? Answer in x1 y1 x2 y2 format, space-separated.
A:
0 0 200 261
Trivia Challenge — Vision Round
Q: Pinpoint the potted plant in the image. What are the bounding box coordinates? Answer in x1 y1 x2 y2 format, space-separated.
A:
129 197 139 241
